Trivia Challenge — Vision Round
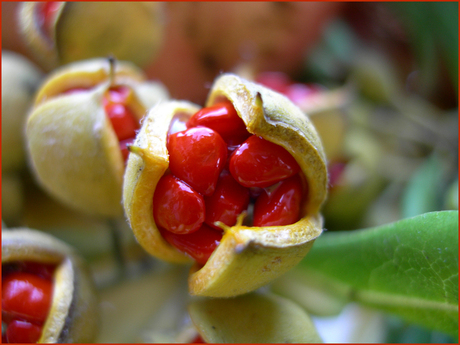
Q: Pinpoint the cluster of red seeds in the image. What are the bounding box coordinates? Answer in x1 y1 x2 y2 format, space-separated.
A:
2 262 56 343
153 100 307 265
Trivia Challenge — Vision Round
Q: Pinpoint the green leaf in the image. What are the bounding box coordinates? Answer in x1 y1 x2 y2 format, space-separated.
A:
294 211 458 337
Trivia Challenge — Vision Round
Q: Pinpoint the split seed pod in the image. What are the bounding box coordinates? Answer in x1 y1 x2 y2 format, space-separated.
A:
2 228 99 342
19 2 165 72
123 73 328 297
26 58 169 217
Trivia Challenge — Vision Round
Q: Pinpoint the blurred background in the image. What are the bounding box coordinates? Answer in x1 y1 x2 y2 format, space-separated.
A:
2 2 458 343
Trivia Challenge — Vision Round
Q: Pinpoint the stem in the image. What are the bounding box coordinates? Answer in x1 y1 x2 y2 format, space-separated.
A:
107 55 116 86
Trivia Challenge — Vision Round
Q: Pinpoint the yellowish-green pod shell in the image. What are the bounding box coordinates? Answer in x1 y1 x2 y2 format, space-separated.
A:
26 58 169 217
19 2 165 72
123 73 327 297
189 292 322 343
2 51 44 173
2 228 99 343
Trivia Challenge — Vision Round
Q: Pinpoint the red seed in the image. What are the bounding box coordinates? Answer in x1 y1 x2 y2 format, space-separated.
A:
103 87 139 142
167 127 227 196
5 320 43 343
159 224 222 265
153 175 205 235
253 174 304 227
2 272 53 323
229 135 300 188
205 171 250 230
186 101 249 145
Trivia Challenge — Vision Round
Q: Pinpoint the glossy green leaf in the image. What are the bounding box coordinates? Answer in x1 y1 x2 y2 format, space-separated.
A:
293 211 458 337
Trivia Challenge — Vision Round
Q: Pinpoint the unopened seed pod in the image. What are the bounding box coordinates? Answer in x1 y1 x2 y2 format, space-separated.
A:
18 2 165 72
189 292 322 343
2 51 43 173
123 73 327 297
26 58 169 217
2 228 99 343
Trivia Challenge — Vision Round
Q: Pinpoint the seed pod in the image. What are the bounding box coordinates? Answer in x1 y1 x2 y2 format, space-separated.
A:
26 58 169 217
18 2 165 72
124 74 327 297
2 51 43 173
188 292 322 343
2 228 99 343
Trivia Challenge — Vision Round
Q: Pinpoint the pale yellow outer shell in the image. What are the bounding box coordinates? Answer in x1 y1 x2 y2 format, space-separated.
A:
2 229 99 343
27 85 124 217
1 51 44 172
26 59 167 217
123 73 328 297
189 292 322 343
19 2 63 71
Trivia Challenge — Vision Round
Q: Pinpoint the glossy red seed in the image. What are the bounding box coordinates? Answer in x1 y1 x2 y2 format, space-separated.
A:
2 272 53 323
105 104 139 141
253 174 304 227
153 175 205 235
229 135 300 188
205 171 250 230
103 87 139 142
6 320 43 343
159 224 222 265
186 101 249 144
167 127 227 196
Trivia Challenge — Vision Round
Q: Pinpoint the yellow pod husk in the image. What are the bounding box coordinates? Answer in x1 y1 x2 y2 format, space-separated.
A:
19 2 165 71
189 292 322 343
123 73 328 297
2 51 44 173
2 228 99 343
26 58 169 217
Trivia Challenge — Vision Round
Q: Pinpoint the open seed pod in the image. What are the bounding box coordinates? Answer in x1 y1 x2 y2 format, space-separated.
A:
18 2 165 72
2 228 99 343
26 58 169 217
123 73 327 297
